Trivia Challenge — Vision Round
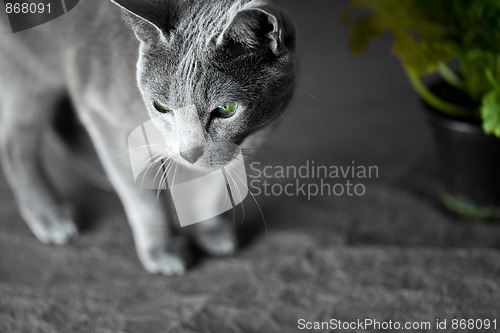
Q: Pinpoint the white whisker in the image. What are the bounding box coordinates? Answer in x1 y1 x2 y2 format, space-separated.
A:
228 163 267 235
138 153 165 191
221 166 237 224
157 159 175 200
225 165 245 224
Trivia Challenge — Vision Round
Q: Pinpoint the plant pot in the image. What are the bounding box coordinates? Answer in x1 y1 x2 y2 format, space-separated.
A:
427 107 500 219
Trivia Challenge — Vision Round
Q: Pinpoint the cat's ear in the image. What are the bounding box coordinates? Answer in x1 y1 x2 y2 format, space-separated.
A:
217 2 295 56
110 0 175 44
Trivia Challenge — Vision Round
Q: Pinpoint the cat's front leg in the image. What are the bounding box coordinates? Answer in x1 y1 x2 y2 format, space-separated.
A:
78 111 189 275
0 89 78 245
188 215 238 257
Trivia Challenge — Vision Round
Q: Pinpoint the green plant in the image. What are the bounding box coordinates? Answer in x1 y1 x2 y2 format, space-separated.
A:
343 0 500 137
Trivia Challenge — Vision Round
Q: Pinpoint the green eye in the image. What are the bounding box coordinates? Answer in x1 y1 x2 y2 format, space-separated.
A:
217 101 238 118
153 100 172 114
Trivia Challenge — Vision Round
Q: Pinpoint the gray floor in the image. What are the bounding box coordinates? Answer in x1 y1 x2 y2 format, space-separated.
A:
1 1 500 332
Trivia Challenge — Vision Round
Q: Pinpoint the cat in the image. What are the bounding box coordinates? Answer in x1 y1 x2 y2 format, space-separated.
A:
0 0 296 275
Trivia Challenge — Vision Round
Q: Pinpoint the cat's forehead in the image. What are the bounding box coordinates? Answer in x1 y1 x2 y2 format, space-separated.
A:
170 0 264 51
176 1 244 31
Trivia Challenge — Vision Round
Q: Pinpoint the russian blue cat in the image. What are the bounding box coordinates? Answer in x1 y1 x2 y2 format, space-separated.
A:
0 0 296 274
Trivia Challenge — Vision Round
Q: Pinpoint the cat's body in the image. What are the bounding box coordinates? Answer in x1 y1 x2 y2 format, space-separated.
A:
0 0 296 274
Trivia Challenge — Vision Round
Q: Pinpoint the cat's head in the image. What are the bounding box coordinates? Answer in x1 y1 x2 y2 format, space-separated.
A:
112 0 296 170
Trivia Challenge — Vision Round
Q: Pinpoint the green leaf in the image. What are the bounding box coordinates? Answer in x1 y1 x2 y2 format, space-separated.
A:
344 0 452 75
481 89 500 137
392 33 453 75
348 15 383 55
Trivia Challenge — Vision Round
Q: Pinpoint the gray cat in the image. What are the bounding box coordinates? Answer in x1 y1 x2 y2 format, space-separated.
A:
0 0 296 274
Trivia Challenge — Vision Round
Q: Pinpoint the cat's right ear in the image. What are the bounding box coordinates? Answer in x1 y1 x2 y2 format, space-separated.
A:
110 0 175 45
215 2 296 57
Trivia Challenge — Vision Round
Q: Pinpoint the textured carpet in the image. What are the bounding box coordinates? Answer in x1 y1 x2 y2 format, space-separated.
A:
1 0 500 332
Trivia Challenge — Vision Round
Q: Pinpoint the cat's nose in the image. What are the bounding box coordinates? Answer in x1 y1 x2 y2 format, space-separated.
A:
180 146 204 164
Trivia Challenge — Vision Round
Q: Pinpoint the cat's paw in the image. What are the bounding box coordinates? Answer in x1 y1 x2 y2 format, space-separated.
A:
191 217 237 257
24 205 78 245
138 243 190 275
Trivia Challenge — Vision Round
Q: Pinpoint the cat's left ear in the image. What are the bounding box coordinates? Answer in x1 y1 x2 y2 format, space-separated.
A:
217 2 296 56
110 0 175 44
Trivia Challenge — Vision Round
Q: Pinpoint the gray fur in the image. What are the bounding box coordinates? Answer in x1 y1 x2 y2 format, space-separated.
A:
0 0 296 274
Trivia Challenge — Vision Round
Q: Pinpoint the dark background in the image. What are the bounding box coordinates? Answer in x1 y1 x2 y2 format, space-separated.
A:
1 1 499 332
